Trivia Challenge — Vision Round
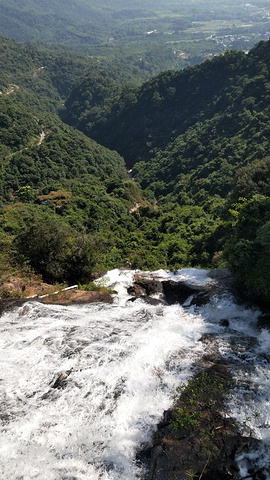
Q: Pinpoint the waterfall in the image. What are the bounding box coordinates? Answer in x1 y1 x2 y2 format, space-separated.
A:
0 269 269 479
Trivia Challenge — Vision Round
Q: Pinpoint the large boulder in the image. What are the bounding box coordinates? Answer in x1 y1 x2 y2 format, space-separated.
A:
129 275 213 306
132 275 163 296
127 284 147 296
0 276 26 295
40 289 113 305
162 280 210 305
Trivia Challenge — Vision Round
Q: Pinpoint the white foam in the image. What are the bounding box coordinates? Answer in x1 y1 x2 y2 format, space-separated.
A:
0 269 269 479
95 268 213 305
0 295 206 479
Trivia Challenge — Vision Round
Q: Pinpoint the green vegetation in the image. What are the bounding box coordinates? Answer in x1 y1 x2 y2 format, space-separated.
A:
171 406 201 430
170 368 234 478
1 33 270 304
64 39 270 302
225 160 270 304
173 371 231 417
0 0 269 71
78 282 114 295
0 36 138 285
15 215 97 284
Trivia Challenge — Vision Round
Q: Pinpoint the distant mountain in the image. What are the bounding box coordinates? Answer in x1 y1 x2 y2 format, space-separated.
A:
0 0 106 43
65 40 270 205
0 0 269 56
0 0 175 44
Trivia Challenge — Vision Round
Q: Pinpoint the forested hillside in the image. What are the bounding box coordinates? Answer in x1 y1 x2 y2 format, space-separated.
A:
63 39 270 303
65 41 270 193
1 35 270 304
0 37 146 284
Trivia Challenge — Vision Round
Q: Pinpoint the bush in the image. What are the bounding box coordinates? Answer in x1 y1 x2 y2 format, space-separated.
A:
15 215 96 283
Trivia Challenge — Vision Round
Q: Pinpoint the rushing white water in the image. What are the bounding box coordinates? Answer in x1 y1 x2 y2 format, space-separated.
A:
0 269 269 479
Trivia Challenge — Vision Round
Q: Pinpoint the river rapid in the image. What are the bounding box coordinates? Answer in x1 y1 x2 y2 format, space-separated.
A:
0 268 269 480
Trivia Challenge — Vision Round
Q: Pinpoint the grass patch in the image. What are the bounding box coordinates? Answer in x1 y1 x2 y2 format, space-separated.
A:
171 367 234 469
78 282 114 294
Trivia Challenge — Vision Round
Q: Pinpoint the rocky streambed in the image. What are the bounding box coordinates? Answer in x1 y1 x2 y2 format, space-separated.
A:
1 268 269 480
138 337 266 480
0 275 113 316
125 270 269 480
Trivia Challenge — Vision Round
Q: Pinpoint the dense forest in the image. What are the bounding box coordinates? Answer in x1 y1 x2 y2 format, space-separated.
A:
0 33 270 304
62 39 270 303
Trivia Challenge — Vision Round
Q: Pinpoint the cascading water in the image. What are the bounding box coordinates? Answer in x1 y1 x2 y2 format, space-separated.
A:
0 269 269 479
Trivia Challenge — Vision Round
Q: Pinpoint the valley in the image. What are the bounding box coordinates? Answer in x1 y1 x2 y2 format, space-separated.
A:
0 2 270 306
1 4 270 479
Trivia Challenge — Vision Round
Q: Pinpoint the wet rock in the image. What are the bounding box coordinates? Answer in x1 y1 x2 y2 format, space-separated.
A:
190 291 211 307
50 369 72 389
127 284 146 296
138 357 265 480
257 314 270 330
141 419 243 480
235 439 269 480
199 333 217 343
130 273 218 306
41 370 73 399
0 289 113 317
162 280 208 305
207 268 234 288
219 319 230 327
0 297 35 316
128 295 166 306
41 289 113 305
161 280 195 305
133 275 163 296
158 410 174 428
61 476 78 480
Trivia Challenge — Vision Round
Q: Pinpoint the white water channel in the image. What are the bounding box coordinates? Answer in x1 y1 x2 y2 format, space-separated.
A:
0 269 269 479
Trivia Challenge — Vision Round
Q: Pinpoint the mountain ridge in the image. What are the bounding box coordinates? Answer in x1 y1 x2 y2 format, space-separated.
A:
1 35 270 303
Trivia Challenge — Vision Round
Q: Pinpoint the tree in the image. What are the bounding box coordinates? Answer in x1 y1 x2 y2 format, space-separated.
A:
16 216 72 282
16 216 96 283
225 195 270 303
